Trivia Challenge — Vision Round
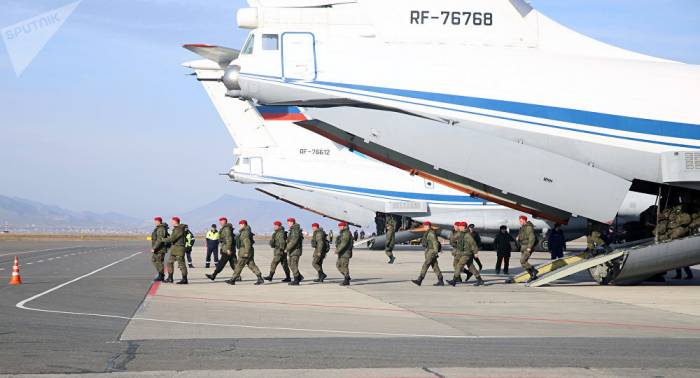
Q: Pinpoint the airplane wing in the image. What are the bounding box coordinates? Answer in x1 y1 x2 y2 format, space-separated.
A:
182 44 239 69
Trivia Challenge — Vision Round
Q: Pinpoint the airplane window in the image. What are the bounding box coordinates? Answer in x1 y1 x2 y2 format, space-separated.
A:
262 34 279 50
241 34 255 55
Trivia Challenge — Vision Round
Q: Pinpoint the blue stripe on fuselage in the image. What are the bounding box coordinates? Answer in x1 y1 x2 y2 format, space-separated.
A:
265 175 486 204
313 81 700 141
240 73 700 145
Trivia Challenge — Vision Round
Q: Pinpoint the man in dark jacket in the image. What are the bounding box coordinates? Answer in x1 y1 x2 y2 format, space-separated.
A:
547 224 566 260
493 225 515 275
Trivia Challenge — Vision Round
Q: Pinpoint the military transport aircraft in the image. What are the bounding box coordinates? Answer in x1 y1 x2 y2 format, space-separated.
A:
185 0 700 285
182 44 654 251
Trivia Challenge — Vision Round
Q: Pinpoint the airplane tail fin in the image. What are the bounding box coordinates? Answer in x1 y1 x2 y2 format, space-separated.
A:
182 45 274 148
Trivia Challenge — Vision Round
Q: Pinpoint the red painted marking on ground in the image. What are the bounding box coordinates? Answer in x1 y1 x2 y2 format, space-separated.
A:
153 293 700 333
147 281 161 297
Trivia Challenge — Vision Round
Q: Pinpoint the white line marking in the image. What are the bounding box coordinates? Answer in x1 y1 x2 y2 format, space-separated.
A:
15 251 512 339
55 257 61 259
37 260 43 263
0 246 82 258
47 258 54 261
26 262 33 265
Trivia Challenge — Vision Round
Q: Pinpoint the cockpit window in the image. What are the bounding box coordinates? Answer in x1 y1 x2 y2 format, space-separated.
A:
262 34 279 51
241 34 255 55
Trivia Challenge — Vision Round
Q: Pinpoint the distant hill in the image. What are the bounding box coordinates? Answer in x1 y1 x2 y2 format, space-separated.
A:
180 194 340 235
0 193 348 235
0 195 143 233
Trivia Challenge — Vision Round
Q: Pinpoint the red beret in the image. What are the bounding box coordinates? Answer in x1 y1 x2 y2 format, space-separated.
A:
219 217 228 222
273 221 282 226
287 217 296 223
239 220 247 225
423 221 431 226
172 216 180 223
461 222 468 227
453 222 460 226
338 222 347 227
519 215 528 222
311 223 319 228
154 217 163 222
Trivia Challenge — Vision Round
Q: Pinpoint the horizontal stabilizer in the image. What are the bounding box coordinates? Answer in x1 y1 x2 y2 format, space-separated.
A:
182 44 239 69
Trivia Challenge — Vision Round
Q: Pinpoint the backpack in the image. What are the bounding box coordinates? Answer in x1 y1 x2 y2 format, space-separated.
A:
321 231 330 254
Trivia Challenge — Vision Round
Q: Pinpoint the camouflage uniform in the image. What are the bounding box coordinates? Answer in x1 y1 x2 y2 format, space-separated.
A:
230 225 263 284
311 228 329 282
385 217 397 262
150 223 169 279
413 228 443 286
586 220 608 251
163 224 189 282
207 223 236 281
452 230 481 285
516 221 537 280
265 227 290 281
335 227 353 285
448 230 463 282
286 222 304 283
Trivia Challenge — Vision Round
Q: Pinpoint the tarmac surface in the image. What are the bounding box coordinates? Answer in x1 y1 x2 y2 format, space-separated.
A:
1 239 699 377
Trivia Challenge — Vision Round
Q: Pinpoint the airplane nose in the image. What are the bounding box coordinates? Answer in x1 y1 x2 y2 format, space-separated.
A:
223 65 241 98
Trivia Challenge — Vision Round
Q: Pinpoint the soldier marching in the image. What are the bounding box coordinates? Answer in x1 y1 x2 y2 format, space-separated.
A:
149 209 696 288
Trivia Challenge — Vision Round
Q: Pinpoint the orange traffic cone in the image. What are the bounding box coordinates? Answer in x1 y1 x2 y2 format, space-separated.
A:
9 256 22 285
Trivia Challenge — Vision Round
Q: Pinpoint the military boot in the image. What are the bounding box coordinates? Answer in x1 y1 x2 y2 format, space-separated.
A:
388 256 395 264
176 276 188 285
153 272 165 282
340 276 350 286
313 272 324 283
298 273 305 282
188 263 194 269
464 272 473 282
447 279 457 287
225 278 236 285
320 272 327 282
281 275 292 283
254 275 264 285
434 277 445 286
205 273 216 281
263 273 274 282
205 262 211 269
474 277 485 286
527 268 538 283
289 276 300 286
411 277 423 286
164 273 174 283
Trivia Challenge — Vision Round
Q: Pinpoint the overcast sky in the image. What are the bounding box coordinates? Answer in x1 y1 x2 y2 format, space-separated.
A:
0 0 698 217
